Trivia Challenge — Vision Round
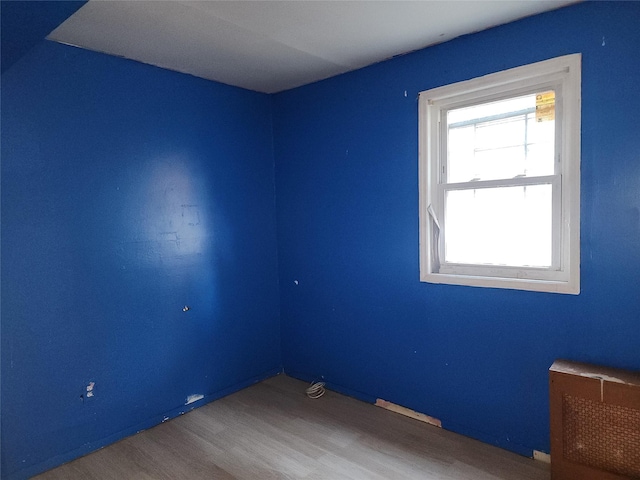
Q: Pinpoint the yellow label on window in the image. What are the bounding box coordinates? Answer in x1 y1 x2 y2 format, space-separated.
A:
536 91 555 122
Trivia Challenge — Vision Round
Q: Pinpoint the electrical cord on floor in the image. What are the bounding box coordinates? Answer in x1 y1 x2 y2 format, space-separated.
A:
305 381 326 399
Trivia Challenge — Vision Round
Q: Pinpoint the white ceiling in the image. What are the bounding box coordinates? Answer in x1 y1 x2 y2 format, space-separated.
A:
48 0 576 94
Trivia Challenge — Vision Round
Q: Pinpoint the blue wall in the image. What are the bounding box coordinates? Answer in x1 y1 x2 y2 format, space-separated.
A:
274 1 640 457
1 41 281 478
0 1 86 73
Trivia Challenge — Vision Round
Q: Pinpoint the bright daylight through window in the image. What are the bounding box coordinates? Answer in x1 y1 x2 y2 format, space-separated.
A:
419 54 581 294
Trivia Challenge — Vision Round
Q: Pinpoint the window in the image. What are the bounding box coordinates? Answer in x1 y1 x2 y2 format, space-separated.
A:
419 54 581 294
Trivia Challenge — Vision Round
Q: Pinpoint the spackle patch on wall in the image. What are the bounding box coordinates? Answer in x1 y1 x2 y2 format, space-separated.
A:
185 394 204 405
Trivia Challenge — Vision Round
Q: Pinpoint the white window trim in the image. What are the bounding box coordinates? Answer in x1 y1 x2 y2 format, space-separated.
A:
419 54 581 294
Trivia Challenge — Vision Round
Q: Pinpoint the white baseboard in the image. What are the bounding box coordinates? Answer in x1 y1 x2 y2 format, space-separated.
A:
533 450 551 463
375 399 442 428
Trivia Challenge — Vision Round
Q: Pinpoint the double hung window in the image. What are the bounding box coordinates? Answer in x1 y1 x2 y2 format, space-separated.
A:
419 54 581 293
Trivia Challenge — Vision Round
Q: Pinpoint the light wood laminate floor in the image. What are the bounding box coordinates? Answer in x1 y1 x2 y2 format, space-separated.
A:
35 374 550 480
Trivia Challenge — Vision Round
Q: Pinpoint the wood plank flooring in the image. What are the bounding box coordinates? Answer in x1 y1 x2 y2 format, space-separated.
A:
35 375 550 480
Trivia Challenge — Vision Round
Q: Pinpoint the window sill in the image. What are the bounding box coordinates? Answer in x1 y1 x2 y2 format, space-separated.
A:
421 272 580 295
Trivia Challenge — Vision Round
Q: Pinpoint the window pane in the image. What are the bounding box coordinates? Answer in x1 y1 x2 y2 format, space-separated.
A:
444 184 552 267
447 92 555 183
448 95 532 124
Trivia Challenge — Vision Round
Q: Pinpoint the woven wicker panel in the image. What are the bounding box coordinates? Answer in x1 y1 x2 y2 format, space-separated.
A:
563 394 640 478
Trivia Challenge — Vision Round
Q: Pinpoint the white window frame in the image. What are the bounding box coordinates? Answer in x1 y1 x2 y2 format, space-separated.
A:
419 54 581 294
